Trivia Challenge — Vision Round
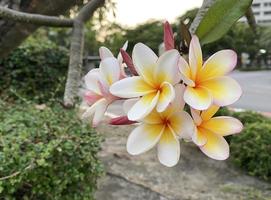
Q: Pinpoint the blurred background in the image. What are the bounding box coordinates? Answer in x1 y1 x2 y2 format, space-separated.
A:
0 0 271 199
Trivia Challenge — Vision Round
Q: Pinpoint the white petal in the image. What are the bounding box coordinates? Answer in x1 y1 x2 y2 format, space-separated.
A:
200 129 229 160
189 35 202 79
127 124 164 155
110 76 155 98
199 50 237 81
157 127 180 167
84 69 101 94
156 82 175 112
128 92 160 121
132 43 158 85
155 49 181 84
117 41 129 64
171 84 186 110
178 56 195 87
184 86 212 110
190 108 202 126
99 46 114 60
123 98 139 114
201 116 243 136
92 99 109 127
169 111 195 140
100 57 120 85
200 76 242 106
81 98 108 127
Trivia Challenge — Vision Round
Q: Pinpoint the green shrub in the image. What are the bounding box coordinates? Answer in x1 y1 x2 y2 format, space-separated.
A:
230 122 271 181
0 39 69 103
0 101 103 199
231 111 270 125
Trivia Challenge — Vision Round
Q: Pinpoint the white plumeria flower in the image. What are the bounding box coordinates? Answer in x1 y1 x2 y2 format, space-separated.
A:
110 43 181 121
126 85 195 167
190 105 243 160
179 35 242 110
81 44 127 127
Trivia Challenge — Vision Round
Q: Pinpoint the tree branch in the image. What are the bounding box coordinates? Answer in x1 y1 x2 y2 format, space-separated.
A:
0 6 73 27
77 0 105 22
189 0 216 34
63 0 105 107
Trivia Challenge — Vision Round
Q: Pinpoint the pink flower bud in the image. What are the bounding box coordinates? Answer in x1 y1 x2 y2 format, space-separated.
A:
120 49 138 76
109 115 136 125
163 21 175 50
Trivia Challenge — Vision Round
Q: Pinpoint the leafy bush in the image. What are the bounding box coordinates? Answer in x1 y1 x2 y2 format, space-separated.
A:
0 39 69 103
230 122 271 181
0 101 103 199
231 111 270 125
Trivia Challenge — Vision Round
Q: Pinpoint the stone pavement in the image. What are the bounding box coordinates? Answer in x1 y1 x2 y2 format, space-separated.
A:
95 123 271 200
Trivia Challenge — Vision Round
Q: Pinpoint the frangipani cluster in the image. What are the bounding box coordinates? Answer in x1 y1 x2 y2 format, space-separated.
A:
81 21 243 167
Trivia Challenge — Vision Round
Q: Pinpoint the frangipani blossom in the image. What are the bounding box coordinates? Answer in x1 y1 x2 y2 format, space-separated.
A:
81 45 127 127
126 85 195 167
110 43 181 121
191 105 243 160
179 35 242 110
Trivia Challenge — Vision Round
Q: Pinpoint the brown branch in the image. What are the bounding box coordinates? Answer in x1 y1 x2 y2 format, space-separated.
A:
0 6 73 27
63 0 105 107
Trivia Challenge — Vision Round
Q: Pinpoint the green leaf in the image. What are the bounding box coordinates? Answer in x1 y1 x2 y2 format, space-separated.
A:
195 0 253 45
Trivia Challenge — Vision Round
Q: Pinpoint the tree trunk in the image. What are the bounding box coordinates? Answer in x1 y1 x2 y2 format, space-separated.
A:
0 0 82 58
63 0 105 107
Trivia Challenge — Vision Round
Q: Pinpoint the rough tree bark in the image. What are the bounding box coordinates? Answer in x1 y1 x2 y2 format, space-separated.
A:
0 0 82 58
63 0 105 107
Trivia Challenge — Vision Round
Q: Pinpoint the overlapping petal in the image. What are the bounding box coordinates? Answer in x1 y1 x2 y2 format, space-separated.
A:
200 104 220 121
155 49 181 85
110 76 155 98
199 128 229 160
184 86 212 110
178 56 195 87
156 82 175 113
169 111 195 140
157 127 180 167
128 92 160 121
84 69 102 94
201 116 243 136
127 124 164 155
100 57 120 86
200 76 242 106
132 43 158 85
192 127 207 146
81 98 108 127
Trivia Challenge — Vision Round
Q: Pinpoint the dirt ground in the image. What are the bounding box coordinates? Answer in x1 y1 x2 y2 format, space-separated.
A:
95 123 271 200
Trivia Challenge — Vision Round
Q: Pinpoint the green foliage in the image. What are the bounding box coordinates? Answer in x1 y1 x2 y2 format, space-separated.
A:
232 111 271 125
125 20 164 54
230 122 271 181
0 39 69 103
0 101 103 199
196 0 253 45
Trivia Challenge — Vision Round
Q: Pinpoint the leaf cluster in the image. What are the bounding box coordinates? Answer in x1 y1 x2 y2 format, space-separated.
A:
0 101 103 199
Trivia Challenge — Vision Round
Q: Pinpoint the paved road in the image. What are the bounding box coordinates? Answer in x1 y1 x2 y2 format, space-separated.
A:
230 70 271 112
107 70 271 115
